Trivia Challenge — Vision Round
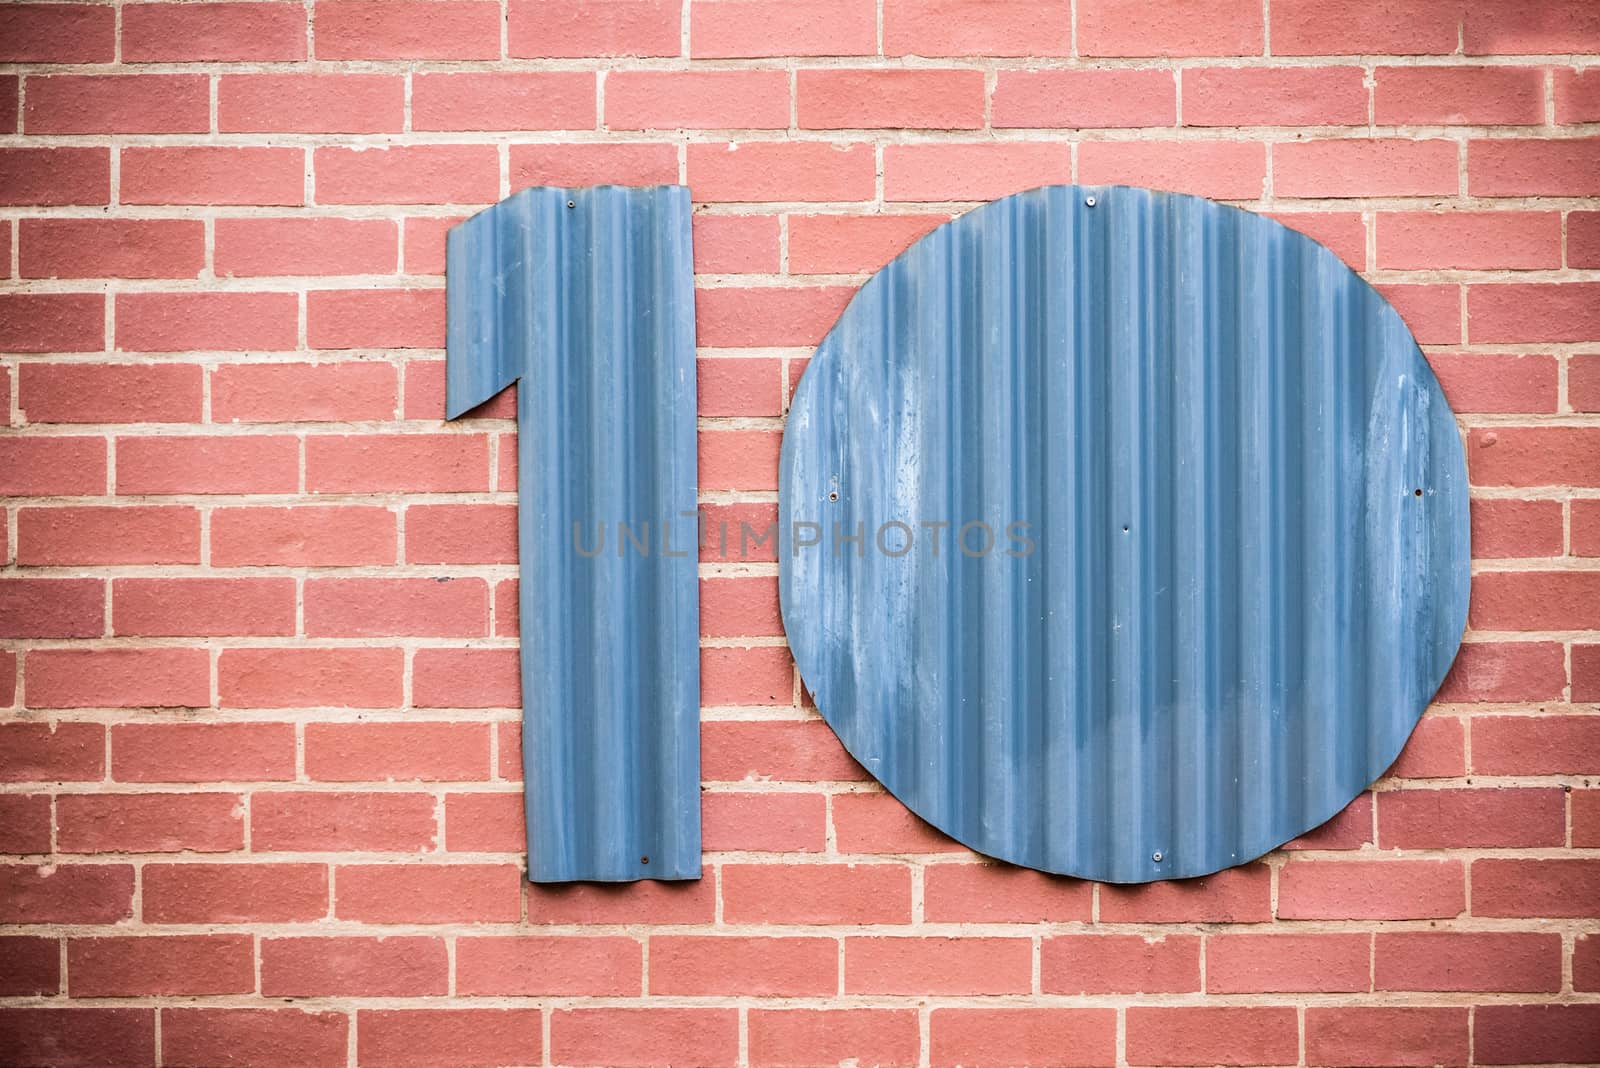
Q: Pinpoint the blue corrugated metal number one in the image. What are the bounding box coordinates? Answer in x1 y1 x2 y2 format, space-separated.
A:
445 185 700 882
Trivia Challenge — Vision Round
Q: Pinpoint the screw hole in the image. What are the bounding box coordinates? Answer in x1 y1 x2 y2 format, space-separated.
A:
567 200 576 209
1122 525 1129 533
1152 851 1163 862
640 856 650 864
828 491 839 502
1085 195 1097 207
1414 488 1423 497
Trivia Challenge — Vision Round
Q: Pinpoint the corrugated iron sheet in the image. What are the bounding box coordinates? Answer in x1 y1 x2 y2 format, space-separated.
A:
447 185 700 882
780 184 1470 883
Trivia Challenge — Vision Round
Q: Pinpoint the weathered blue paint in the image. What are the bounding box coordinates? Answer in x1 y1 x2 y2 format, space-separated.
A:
447 185 700 882
780 184 1470 883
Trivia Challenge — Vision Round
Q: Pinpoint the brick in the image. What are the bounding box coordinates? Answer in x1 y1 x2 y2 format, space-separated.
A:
162 1009 346 1068
1555 68 1600 122
402 218 462 275
0 935 59 994
922 862 1092 922
1469 426 1600 486
306 577 488 638
689 141 874 202
1392 717 1468 780
1275 139 1457 197
1080 0 1260 56
1577 931 1600 987
1185 66 1367 126
1570 353 1600 412
609 70 789 130
28 649 209 709
406 504 518 564
443 791 523 851
0 5 115 62
1376 66 1544 125
0 864 132 924
359 1009 543 1068
335 864 523 923
0 722 103 782
316 1 500 59
457 936 640 996
1278 859 1464 919
216 217 399 277
1379 787 1564 848
1267 211 1367 270
116 291 298 352
752 1009 920 1068
69 935 252 996
885 142 1072 201
24 74 208 134
0 147 109 206
798 69 985 130
698 503 781 562
307 288 445 349
1470 283 1600 344
1380 212 1561 270
1428 353 1559 416
113 577 295 637
0 650 13 707
1271 0 1459 55
1471 570 1600 630
57 793 242 854
1463 0 1600 54
703 791 825 852
651 936 836 996
1376 931 1560 992
21 219 205 280
307 433 489 492
697 429 783 490
121 146 305 206
402 359 515 420
527 878 715 924
929 1008 1115 1068
221 648 405 709
722 863 911 924
846 936 1029 995
551 1008 736 1068
219 72 403 133
262 937 446 996
123 2 307 61
254 791 437 852
1305 1006 1469 1068
1042 934 1199 995
692 214 780 273
698 287 850 347
1470 137 1600 196
511 0 682 57
414 72 595 131
1126 1007 1296 1067
702 719 865 781
833 791 965 854
884 0 1070 57
414 648 520 708
1078 141 1265 200
511 142 679 188
1473 858 1600 918
1206 933 1370 993
1473 715 1600 775
1284 792 1372 850
213 506 396 567
1100 863 1270 922
144 863 327 923
701 645 792 705
0 293 104 351
316 145 498 205
1475 1005 1600 1066
1578 499 1600 556
992 69 1175 129
213 361 397 423
0 1009 153 1068
116 434 299 494
1582 646 1600 702
1382 281 1470 343
305 722 489 780
693 0 873 58
0 577 102 638
1575 216 1600 271
0 796 50 854
1435 641 1565 702
112 723 294 784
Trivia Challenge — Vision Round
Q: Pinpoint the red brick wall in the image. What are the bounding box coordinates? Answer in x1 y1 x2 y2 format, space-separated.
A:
2 2 1598 1065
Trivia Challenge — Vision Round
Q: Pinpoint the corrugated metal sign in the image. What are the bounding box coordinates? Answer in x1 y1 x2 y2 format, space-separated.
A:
448 185 700 882
780 184 1470 883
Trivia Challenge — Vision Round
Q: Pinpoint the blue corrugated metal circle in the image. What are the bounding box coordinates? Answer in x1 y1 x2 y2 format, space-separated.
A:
447 185 701 882
780 184 1470 883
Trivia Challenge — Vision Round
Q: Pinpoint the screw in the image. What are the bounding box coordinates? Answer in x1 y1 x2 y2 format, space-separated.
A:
1151 851 1163 863
567 200 576 209
828 491 839 502
640 855 650 864
1085 195 1097 207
